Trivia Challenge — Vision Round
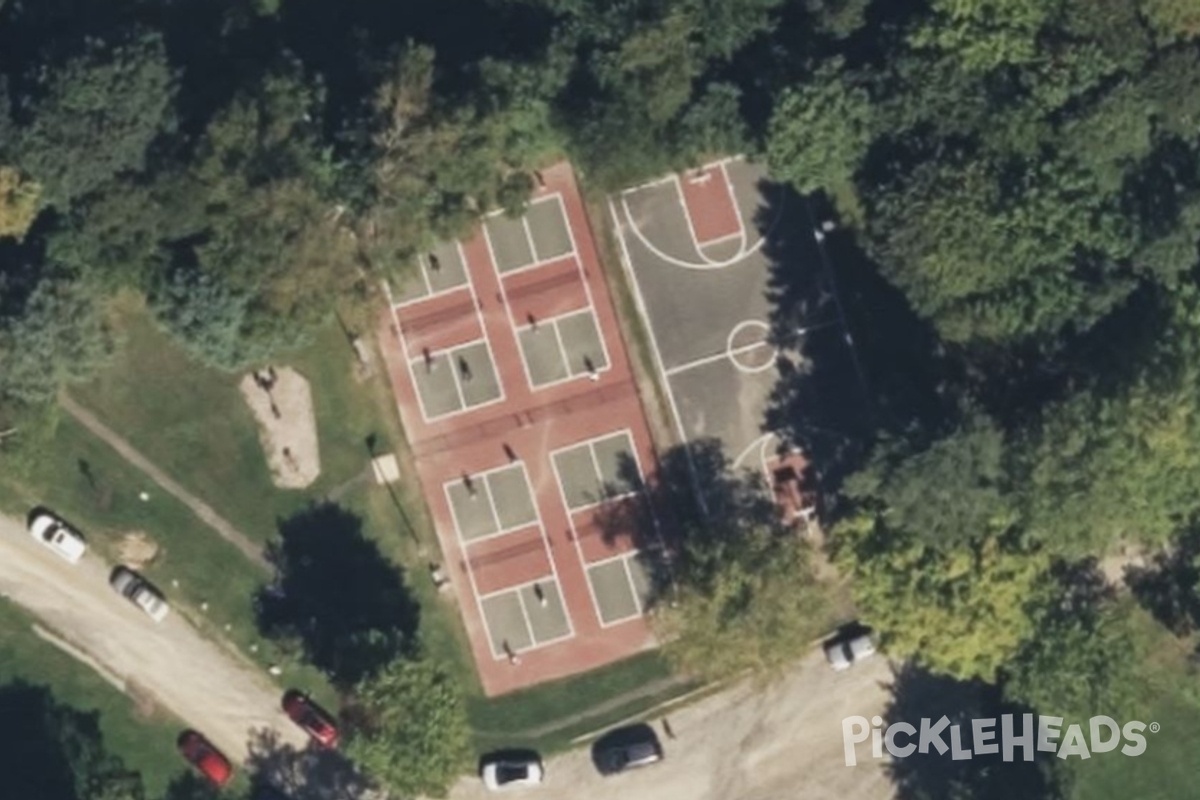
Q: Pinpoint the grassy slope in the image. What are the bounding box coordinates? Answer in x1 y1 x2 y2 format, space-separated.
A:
36 301 693 751
0 600 185 797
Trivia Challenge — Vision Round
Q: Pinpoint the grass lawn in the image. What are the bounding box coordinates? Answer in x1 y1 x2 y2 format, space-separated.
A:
0 599 185 797
0 413 333 708
1068 610 1200 800
5 297 700 761
72 297 389 544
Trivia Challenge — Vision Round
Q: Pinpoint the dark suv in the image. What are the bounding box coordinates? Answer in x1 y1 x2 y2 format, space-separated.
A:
591 723 664 776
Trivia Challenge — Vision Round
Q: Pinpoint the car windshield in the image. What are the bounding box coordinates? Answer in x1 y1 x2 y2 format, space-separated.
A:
496 764 528 783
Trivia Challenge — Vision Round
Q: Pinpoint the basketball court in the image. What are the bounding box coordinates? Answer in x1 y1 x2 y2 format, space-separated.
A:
379 162 664 696
609 157 841 485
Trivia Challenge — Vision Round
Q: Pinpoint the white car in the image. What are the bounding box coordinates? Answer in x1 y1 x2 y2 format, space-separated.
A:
110 566 170 622
481 755 544 791
27 511 87 564
824 632 876 671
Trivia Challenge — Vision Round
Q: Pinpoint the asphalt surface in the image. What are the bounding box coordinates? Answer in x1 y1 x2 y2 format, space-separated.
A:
0 511 306 761
449 648 895 800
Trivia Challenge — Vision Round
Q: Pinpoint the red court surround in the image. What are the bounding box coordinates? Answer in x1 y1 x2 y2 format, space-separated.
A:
378 162 659 696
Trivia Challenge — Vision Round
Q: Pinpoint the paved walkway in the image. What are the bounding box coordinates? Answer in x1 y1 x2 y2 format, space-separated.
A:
60 394 270 572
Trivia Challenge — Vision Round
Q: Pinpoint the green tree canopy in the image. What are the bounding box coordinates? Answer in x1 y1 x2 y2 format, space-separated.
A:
767 59 873 196
835 514 1049 681
6 28 175 208
345 658 471 799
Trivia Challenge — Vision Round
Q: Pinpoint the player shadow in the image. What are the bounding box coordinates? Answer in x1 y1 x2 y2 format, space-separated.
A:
755 182 960 500
883 663 1068 800
254 502 420 688
590 438 782 610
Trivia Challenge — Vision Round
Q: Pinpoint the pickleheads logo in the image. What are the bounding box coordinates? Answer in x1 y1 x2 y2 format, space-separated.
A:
842 714 1157 766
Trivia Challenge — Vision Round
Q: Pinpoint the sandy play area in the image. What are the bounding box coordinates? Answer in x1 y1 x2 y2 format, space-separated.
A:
239 366 320 489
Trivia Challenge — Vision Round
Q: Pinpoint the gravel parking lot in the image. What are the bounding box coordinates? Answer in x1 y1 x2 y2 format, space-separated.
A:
449 648 896 800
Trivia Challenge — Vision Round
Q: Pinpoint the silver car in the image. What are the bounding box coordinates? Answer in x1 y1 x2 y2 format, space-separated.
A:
824 632 876 671
110 566 170 622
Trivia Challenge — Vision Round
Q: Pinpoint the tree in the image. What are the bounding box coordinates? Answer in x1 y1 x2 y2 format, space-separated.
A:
835 514 1050 680
0 278 113 404
659 528 829 681
1004 583 1142 724
8 28 175 208
768 59 873 196
844 416 1016 549
345 658 471 800
149 268 279 371
0 166 41 240
908 0 1063 72
864 156 1135 343
615 442 831 681
1142 0 1200 41
1020 288 1200 554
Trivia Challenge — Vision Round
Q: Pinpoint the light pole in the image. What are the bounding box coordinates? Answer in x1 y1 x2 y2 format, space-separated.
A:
803 199 871 409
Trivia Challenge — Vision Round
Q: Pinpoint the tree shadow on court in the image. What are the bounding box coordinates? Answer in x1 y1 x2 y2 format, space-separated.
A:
244 727 370 800
883 664 1069 800
592 438 784 609
755 182 962 501
0 681 144 800
255 502 420 688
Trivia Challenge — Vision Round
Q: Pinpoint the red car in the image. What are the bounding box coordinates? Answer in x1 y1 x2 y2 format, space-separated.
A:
177 730 233 787
282 690 339 748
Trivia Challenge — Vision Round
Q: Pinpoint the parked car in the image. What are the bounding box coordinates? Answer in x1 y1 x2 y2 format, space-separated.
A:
480 750 545 791
109 566 170 622
282 690 339 748
591 724 664 776
26 510 86 564
824 630 876 671
177 730 232 787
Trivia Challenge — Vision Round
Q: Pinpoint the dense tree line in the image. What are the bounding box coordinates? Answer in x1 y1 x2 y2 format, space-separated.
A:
8 0 1200 795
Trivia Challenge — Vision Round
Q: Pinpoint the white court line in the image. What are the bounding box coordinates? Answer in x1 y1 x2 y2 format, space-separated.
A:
555 191 615 379
393 250 472 310
697 230 743 248
620 192 768 271
607 199 703 509
461 240 509 409
514 588 538 652
584 554 645 626
486 195 576 279
619 155 743 196
486 194 612 392
523 216 540 263
392 240 508 424
550 449 611 630
663 339 777 378
719 160 749 254
478 579 572 657
446 461 577 656
551 429 653 628
550 319 571 374
517 308 613 391
673 173 720 268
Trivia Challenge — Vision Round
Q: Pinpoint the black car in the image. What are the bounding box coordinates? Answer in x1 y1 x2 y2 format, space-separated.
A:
591 723 664 776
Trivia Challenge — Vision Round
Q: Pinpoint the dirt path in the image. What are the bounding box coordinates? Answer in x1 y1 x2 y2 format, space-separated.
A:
0 512 305 760
449 650 896 800
60 394 270 571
